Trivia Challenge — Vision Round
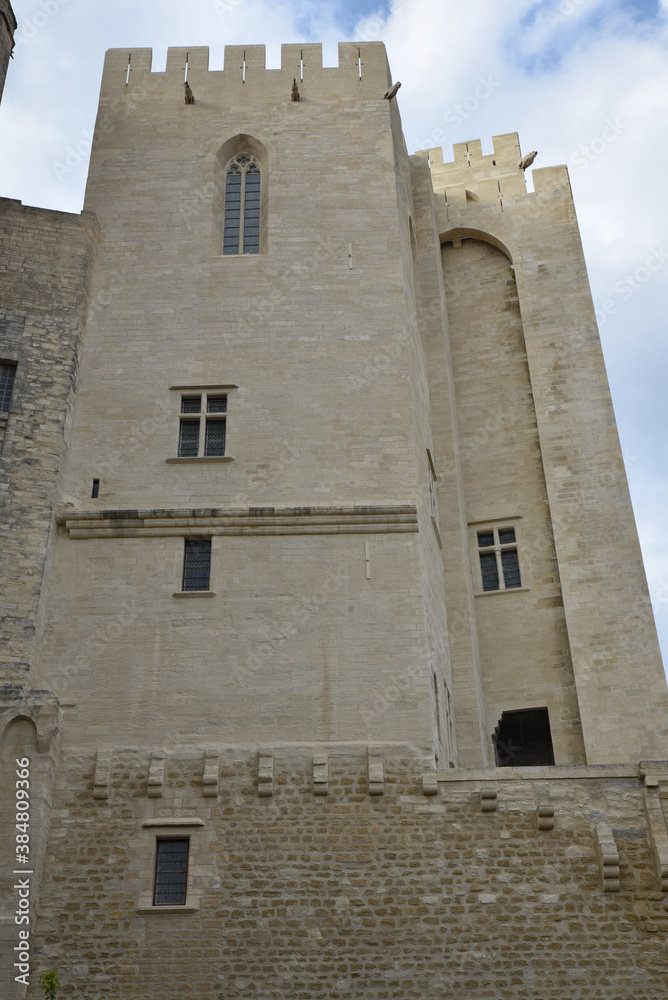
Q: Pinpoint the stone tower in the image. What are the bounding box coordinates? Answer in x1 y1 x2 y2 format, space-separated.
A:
1 38 668 1000
0 0 16 104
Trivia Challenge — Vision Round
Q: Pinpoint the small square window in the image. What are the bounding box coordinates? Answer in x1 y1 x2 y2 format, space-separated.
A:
476 526 522 592
183 539 211 592
0 362 17 413
176 393 227 458
153 839 189 905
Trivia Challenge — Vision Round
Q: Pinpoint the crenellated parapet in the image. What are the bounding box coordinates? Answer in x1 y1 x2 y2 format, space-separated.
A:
416 132 571 212
99 42 392 104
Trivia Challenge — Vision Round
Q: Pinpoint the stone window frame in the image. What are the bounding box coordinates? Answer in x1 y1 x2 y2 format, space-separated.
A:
0 359 17 417
173 538 216 599
177 391 227 458
166 383 238 465
222 153 262 255
153 837 190 906
134 818 205 915
213 134 269 257
469 517 529 596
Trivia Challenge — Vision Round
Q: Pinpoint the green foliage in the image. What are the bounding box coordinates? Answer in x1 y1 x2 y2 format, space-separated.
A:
38 969 60 1000
38 966 105 999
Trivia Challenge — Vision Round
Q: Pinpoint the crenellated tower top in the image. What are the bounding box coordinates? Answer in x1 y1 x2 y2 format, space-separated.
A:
414 132 571 209
99 42 392 103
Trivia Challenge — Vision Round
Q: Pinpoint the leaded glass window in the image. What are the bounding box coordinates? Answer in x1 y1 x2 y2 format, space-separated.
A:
223 154 261 255
176 393 227 457
183 539 211 592
0 362 17 413
153 839 189 905
477 526 522 592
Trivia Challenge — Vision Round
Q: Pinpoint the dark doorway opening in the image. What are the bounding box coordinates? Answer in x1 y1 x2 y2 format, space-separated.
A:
493 708 555 767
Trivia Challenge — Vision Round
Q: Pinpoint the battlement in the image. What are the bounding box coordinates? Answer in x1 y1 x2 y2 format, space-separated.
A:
413 132 571 207
100 41 392 102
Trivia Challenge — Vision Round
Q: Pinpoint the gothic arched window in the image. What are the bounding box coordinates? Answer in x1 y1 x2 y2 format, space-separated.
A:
222 154 261 255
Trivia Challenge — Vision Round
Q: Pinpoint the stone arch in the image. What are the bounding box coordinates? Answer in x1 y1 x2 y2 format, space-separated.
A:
213 133 269 255
439 226 516 265
0 713 38 752
0 689 60 752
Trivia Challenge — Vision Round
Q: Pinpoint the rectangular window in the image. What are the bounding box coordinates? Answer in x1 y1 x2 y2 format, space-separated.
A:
183 539 211 592
0 362 17 413
493 708 555 767
477 526 522 592
153 839 189 905
177 393 227 457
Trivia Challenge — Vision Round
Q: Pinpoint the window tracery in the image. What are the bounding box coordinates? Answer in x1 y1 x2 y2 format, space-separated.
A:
223 154 261 255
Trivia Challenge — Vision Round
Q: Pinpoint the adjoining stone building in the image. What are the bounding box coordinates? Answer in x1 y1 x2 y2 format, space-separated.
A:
1 12 667 998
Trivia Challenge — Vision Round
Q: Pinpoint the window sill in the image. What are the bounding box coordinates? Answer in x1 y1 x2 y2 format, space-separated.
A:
0 411 9 420
474 586 530 597
173 591 216 599
136 904 199 915
210 254 267 260
166 456 233 464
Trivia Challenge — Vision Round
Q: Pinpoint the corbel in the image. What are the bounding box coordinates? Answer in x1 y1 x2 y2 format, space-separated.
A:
480 785 498 812
593 822 620 892
641 771 668 891
147 751 165 798
93 751 111 800
537 804 554 831
202 750 219 798
313 754 328 796
258 748 274 797
422 756 438 796
368 747 384 795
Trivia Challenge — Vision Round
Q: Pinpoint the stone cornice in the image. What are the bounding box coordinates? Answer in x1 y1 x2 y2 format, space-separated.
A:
57 504 419 539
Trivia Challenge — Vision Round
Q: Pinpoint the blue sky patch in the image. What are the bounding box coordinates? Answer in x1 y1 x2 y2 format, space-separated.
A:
507 0 664 76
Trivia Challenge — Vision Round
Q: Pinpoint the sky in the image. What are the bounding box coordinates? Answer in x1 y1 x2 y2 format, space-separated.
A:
1 0 667 674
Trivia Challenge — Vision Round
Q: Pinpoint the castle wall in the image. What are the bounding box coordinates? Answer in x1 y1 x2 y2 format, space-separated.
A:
423 135 668 764
408 156 491 767
0 0 16 105
1 37 667 1000
40 526 437 748
27 746 668 1000
39 43 449 753
0 198 98 678
441 237 585 765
